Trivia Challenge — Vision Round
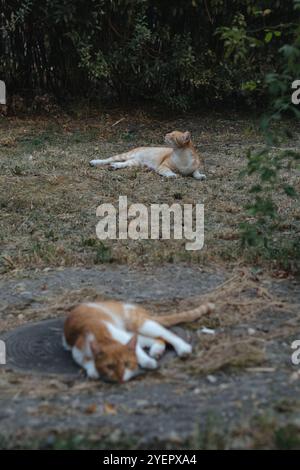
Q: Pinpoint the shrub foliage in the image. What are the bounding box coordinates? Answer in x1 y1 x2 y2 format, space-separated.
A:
0 0 296 107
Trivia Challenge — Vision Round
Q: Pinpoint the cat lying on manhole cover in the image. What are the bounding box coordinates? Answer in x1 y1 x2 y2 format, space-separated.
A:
63 300 214 383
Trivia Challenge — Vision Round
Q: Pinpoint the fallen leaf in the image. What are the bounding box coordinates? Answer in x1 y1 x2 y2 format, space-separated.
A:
104 403 117 415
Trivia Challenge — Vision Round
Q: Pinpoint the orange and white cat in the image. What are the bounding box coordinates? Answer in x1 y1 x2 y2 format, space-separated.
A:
90 131 206 180
63 300 214 382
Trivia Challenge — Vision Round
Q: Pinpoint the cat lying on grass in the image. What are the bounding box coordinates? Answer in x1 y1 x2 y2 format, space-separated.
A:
90 131 206 180
63 300 214 383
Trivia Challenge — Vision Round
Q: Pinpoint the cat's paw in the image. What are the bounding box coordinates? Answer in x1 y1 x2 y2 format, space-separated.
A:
149 341 166 359
193 172 206 181
89 159 101 167
176 341 192 358
142 357 158 370
85 361 100 379
110 162 123 170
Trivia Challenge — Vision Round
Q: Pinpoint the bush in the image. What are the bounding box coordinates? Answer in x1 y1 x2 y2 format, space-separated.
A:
240 0 300 272
0 0 296 108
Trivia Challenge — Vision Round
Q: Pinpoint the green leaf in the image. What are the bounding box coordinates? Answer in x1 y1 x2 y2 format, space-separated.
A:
265 32 273 43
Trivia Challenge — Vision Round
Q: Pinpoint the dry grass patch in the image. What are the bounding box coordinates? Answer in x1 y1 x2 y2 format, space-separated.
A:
1 112 299 271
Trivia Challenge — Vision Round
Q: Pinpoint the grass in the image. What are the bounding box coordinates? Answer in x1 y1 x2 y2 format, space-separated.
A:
2 411 300 450
1 110 299 273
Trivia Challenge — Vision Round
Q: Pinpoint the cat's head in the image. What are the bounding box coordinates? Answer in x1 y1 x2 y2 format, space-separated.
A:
91 335 139 383
164 131 191 148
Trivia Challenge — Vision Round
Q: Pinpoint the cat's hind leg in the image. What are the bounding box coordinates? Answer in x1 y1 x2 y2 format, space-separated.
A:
139 320 192 357
90 152 131 167
110 159 140 170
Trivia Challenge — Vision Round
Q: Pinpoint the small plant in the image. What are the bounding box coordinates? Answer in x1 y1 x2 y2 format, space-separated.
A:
240 0 300 271
94 242 113 264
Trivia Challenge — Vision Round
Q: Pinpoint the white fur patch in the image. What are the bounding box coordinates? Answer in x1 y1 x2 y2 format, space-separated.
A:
136 345 158 369
72 346 84 366
140 320 192 358
84 360 99 379
149 341 166 358
104 321 133 345
90 158 111 166
122 368 138 382
159 168 178 178
193 170 206 180
62 335 71 351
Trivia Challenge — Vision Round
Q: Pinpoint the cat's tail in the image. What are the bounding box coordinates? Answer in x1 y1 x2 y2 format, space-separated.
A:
154 302 215 327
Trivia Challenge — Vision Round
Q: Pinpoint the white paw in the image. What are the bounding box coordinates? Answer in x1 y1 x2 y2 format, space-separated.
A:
176 341 192 358
142 357 158 370
86 370 99 379
194 173 206 181
90 159 108 167
85 361 100 379
149 341 166 359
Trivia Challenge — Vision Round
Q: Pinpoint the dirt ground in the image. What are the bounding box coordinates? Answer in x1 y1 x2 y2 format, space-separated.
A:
0 110 300 449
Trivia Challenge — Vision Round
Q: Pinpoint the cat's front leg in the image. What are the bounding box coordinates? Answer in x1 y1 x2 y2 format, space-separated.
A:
90 158 113 166
83 360 100 379
71 345 99 379
105 323 158 370
193 170 206 180
157 165 178 178
139 320 192 357
136 345 158 370
138 335 166 359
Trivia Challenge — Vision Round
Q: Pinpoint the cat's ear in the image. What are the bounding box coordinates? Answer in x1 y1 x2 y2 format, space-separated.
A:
183 131 191 143
127 334 137 351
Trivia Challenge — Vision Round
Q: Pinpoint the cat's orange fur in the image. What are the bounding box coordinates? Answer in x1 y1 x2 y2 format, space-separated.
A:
63 300 214 382
90 131 206 180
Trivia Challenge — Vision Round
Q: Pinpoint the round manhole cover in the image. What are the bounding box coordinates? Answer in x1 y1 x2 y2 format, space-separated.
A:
1 318 81 376
0 318 194 377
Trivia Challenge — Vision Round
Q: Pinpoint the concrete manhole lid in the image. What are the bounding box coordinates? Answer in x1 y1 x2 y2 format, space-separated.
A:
0 318 192 377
